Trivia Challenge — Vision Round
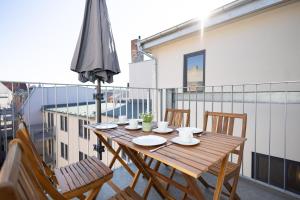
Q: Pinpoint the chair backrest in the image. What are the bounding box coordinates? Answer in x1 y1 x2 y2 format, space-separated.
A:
15 128 66 200
203 111 247 164
0 140 47 200
164 108 190 127
17 121 57 183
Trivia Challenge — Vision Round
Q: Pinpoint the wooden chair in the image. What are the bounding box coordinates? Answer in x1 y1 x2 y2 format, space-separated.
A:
16 122 113 199
199 111 247 200
17 121 143 200
0 140 48 200
164 108 190 127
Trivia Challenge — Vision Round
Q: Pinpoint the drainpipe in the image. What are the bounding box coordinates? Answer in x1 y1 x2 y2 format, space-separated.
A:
136 37 159 119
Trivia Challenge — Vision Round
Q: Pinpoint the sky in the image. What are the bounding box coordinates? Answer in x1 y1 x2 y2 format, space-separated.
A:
0 0 232 86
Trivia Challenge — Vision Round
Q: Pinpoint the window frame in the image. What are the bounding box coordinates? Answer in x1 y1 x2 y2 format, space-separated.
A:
64 144 68 160
60 116 64 131
64 116 68 132
60 115 68 132
78 119 83 138
183 50 206 92
79 151 88 161
60 142 64 158
79 151 83 161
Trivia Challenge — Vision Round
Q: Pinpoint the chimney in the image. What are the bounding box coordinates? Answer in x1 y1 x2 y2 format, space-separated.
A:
131 37 143 63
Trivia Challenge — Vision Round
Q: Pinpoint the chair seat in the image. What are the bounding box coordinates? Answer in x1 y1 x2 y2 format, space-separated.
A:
109 187 143 200
208 161 239 178
55 156 112 197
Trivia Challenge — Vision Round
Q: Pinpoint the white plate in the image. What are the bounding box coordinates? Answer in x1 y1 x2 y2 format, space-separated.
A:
153 128 173 134
125 125 142 130
95 123 118 130
176 127 202 134
116 121 129 125
171 137 200 146
132 135 167 146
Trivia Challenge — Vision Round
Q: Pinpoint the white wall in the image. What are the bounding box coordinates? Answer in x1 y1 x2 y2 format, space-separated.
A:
22 86 95 125
145 1 300 88
129 59 156 89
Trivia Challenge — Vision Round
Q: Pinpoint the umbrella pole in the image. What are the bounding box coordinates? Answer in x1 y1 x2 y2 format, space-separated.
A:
96 78 104 159
97 79 101 123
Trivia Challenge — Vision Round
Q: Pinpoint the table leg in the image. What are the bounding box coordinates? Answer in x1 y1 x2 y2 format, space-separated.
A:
130 169 141 189
143 161 161 199
213 154 229 200
120 144 175 200
95 133 135 177
182 173 205 200
108 146 121 168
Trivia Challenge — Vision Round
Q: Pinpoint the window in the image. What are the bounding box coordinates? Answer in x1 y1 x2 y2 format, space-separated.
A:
183 50 205 92
65 144 68 160
286 160 300 194
79 119 90 140
48 140 53 155
252 152 300 194
60 142 68 160
79 119 83 137
60 142 64 158
47 112 54 128
60 115 68 132
79 151 88 161
84 120 90 140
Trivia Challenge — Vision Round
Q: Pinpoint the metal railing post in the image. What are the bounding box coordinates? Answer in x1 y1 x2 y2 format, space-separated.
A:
283 82 288 190
160 89 163 121
54 85 58 168
268 83 272 184
254 84 258 180
11 82 15 139
42 84 45 161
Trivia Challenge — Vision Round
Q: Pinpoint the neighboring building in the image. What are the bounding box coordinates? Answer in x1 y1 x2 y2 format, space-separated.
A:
20 85 95 166
43 102 131 168
0 82 27 165
129 0 300 195
21 85 95 125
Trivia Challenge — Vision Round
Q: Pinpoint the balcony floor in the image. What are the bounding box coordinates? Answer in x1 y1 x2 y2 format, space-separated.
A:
96 164 298 200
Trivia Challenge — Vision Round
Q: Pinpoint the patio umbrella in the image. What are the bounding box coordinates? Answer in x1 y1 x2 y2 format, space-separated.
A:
71 0 120 123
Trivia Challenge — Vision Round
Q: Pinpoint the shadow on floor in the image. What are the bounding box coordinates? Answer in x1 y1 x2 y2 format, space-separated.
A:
96 163 298 200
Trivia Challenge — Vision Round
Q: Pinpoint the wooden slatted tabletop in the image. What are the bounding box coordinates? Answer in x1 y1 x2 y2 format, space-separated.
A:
94 126 246 179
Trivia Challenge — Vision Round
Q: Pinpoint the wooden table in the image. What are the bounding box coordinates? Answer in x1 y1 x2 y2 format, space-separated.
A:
91 125 246 200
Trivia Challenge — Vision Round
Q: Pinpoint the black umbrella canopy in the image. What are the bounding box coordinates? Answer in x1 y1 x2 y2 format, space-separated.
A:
71 0 120 83
71 0 120 123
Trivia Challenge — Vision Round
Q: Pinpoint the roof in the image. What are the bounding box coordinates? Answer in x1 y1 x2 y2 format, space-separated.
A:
140 0 294 50
45 100 151 119
1 82 27 92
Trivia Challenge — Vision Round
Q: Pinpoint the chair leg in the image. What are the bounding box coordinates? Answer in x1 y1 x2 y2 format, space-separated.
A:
229 173 240 200
77 194 85 200
86 184 103 200
166 168 176 190
198 176 209 188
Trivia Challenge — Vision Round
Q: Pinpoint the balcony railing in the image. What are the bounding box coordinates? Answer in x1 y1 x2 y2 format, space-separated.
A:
0 80 299 198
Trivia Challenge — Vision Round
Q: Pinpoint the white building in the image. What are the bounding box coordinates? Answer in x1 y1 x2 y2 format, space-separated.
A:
44 102 128 168
129 0 300 195
22 85 95 126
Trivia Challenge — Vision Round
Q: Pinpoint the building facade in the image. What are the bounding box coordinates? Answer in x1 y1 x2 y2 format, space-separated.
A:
129 0 300 195
44 103 129 169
